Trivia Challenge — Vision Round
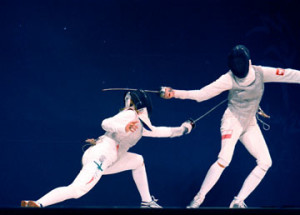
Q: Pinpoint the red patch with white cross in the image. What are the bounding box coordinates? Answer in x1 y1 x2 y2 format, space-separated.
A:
276 68 285 76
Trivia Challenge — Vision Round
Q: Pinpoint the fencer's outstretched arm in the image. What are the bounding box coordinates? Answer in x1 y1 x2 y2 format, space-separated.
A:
142 121 193 138
162 74 232 103
162 66 300 102
261 66 300 84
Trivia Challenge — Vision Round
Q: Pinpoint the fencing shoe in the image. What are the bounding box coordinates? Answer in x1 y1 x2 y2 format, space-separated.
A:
229 197 247 208
141 196 162 208
21 200 42 208
187 193 205 208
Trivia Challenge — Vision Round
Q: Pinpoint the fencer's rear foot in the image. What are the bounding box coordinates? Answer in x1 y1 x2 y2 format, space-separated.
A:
21 200 42 208
229 197 247 208
141 196 162 208
186 193 205 208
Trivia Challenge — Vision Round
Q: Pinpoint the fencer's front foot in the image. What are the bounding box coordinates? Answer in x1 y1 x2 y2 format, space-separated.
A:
186 193 205 209
21 200 42 208
229 197 247 208
160 86 174 99
141 196 162 208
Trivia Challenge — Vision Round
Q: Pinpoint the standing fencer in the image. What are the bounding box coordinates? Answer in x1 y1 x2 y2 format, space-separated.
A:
21 90 193 208
161 45 300 208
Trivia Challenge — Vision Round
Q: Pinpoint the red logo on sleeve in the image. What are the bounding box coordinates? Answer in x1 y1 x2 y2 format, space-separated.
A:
276 68 285 76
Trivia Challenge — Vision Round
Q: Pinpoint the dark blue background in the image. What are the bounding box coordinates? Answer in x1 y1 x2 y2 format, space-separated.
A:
1 0 300 208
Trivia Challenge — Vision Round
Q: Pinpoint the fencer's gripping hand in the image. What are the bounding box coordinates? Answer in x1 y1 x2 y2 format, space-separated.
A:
181 119 195 135
160 86 174 99
85 138 96 145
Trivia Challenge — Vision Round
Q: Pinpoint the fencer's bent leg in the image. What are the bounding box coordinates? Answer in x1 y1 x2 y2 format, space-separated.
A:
104 152 152 202
234 123 272 202
200 116 243 197
188 115 243 208
132 161 152 202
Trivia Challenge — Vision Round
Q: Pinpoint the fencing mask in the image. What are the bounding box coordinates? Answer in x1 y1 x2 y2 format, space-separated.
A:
228 45 251 78
124 90 153 116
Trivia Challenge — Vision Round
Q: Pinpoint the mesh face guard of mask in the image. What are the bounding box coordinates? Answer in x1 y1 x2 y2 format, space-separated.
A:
228 45 251 79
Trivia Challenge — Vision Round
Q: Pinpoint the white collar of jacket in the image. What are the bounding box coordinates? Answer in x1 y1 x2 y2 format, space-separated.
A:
137 108 153 130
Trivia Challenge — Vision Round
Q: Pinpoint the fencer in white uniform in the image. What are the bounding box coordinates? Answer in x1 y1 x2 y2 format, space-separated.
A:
161 45 300 208
21 90 193 208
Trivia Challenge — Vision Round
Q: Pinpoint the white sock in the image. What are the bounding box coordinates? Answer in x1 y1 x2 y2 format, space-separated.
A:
236 166 266 201
132 164 152 202
198 161 225 197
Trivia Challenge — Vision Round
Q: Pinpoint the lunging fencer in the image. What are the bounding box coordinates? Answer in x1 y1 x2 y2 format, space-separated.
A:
21 90 193 208
161 45 300 208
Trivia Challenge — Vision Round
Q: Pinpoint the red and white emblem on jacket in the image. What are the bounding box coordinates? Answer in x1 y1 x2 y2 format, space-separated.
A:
276 68 285 76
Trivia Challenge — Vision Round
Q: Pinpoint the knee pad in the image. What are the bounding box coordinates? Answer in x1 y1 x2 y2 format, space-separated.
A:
130 155 145 172
257 159 272 171
252 165 268 179
217 158 229 168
